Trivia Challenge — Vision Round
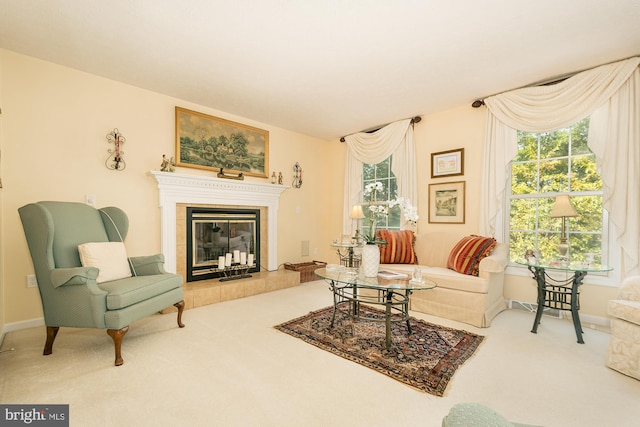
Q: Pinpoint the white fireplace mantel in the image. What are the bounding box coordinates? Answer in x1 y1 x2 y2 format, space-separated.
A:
149 171 287 273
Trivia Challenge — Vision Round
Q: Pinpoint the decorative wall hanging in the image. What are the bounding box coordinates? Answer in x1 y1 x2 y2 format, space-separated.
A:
292 162 303 188
431 148 464 178
106 128 126 171
428 181 466 224
175 107 269 178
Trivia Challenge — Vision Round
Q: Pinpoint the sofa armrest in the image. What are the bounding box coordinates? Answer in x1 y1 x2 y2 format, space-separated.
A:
129 254 168 276
50 267 99 288
479 243 509 274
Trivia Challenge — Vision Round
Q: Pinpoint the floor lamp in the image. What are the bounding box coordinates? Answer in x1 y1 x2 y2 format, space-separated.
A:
549 195 578 257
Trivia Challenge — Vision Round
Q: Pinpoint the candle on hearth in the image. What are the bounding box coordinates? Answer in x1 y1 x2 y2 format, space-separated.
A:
247 254 254 266
240 252 247 265
218 256 226 269
233 250 240 263
225 253 232 266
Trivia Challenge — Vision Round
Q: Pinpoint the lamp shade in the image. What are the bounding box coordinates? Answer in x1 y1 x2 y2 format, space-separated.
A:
549 195 578 218
349 204 365 219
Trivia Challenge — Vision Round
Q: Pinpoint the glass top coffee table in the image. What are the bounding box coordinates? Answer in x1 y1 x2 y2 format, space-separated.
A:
314 267 436 350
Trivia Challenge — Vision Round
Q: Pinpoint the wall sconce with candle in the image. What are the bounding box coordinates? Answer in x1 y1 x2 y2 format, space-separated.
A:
292 162 303 188
105 128 126 171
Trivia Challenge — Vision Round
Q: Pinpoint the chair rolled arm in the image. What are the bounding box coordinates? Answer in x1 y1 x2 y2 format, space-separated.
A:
50 267 99 288
620 275 640 301
129 254 167 276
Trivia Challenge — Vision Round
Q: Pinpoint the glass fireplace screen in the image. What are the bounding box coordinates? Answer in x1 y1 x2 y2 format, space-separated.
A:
187 208 260 281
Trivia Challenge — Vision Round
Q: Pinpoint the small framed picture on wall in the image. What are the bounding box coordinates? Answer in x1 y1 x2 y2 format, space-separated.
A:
428 181 465 224
431 148 464 178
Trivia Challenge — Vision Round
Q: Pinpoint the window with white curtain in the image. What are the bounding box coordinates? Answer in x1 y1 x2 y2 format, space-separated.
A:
362 156 401 230
507 117 617 282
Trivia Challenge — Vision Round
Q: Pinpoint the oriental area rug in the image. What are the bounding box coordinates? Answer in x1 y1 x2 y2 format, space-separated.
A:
275 304 484 396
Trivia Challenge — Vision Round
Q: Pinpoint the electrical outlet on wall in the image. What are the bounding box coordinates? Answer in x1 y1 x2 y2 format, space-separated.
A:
27 274 38 288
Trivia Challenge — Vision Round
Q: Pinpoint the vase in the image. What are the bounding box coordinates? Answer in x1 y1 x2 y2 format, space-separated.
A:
361 243 380 277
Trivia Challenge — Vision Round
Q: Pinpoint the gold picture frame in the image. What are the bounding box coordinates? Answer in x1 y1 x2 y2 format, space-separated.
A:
431 148 464 178
175 107 269 178
428 181 465 224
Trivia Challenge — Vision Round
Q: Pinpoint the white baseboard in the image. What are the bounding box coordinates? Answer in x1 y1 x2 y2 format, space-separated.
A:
1 317 45 343
563 311 611 333
507 299 610 333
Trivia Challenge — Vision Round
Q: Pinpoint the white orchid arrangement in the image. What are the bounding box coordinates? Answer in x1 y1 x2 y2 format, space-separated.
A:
360 182 419 243
364 181 384 200
389 196 419 227
361 181 388 243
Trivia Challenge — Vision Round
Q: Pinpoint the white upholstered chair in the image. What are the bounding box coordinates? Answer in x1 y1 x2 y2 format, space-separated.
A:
606 276 640 380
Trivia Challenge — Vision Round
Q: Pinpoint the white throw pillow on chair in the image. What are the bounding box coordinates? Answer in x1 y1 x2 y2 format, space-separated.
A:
78 242 132 283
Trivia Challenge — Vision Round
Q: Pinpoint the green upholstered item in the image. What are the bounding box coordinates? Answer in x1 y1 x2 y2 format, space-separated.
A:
442 402 541 427
18 201 185 365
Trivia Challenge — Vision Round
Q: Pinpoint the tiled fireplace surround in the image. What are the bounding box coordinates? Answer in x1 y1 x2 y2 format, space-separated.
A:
149 171 300 310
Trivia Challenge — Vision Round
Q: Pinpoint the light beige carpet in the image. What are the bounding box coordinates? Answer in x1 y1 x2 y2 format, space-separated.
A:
1 280 639 427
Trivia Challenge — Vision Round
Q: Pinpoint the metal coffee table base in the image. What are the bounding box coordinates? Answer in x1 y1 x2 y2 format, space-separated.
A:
329 281 412 350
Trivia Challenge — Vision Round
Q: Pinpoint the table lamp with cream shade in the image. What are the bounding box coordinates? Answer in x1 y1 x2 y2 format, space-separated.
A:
350 204 366 241
549 195 578 257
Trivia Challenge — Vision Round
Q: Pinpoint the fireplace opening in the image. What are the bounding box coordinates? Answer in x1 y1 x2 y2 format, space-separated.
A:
186 207 260 282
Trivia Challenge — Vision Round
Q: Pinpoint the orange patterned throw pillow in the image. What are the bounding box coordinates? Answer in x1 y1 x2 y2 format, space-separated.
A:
376 230 417 264
447 235 497 276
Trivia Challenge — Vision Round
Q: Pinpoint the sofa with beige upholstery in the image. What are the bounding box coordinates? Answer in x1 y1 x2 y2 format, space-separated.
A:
379 231 509 328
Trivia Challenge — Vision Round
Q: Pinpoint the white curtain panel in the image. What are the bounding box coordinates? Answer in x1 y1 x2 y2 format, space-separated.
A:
343 119 417 235
479 56 640 276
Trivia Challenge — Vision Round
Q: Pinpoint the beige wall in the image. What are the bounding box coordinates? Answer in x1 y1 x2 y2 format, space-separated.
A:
0 49 334 325
0 48 619 329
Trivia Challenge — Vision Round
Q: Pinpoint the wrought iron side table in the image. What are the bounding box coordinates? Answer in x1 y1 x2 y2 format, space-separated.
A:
516 260 612 344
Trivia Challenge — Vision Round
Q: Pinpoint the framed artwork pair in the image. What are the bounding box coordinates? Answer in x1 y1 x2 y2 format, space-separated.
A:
429 148 465 224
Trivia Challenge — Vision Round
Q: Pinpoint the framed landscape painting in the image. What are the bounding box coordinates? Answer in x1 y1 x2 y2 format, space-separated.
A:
428 181 465 224
175 107 269 178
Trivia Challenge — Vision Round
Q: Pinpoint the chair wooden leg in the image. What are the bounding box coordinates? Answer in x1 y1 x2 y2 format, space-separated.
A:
174 300 185 328
43 326 59 356
107 326 129 366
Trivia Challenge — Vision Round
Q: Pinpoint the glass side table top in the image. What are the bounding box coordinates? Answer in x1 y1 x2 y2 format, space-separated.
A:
329 242 362 249
514 259 613 273
314 267 436 291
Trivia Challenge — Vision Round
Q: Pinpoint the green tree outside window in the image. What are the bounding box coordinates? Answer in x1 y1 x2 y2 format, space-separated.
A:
510 117 606 263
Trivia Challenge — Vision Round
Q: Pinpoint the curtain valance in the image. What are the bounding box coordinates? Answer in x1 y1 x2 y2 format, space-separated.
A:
343 119 417 234
480 56 640 276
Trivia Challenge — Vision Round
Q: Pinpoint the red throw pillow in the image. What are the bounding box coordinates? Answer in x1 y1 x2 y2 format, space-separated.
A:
447 235 497 276
376 230 417 264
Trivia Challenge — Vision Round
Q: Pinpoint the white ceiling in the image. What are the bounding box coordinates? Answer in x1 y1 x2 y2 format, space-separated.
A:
1 1 640 140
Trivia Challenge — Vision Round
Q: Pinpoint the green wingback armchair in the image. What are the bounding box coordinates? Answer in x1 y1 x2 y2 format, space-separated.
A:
18 201 185 366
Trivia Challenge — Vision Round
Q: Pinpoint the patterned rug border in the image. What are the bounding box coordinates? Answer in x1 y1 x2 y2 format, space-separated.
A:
274 305 485 396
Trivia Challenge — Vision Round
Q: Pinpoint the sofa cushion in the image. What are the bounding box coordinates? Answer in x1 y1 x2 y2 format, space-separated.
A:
78 242 132 283
377 229 417 264
447 235 497 276
380 264 491 293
